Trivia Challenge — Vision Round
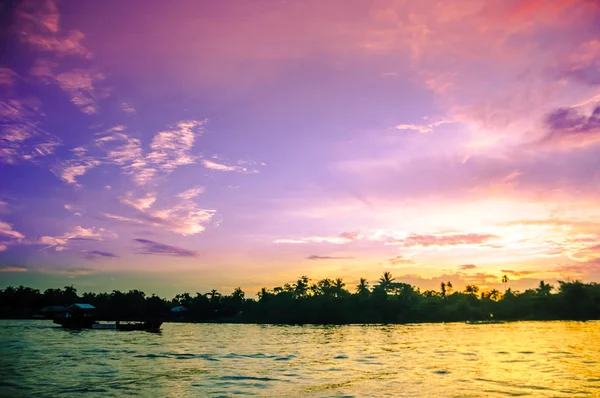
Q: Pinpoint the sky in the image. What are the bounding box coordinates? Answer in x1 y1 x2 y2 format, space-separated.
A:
1 0 600 297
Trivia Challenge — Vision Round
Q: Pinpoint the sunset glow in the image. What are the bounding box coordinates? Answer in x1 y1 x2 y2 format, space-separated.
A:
1 0 600 296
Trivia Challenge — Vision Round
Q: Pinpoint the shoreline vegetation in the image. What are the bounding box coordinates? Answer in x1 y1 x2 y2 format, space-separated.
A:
1 273 599 324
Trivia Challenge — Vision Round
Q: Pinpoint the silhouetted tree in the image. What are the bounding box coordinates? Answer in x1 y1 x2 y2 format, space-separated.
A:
356 278 370 297
378 271 395 293
464 285 479 295
3 277 600 324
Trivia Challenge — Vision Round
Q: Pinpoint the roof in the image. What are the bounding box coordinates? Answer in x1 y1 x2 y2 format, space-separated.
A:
69 303 96 310
171 305 188 312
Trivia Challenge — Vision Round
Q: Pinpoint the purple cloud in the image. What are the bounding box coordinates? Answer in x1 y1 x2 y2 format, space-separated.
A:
546 106 600 133
83 250 119 260
134 239 198 257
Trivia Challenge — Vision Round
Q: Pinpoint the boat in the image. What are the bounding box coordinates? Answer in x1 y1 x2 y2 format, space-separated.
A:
465 320 506 324
52 303 163 332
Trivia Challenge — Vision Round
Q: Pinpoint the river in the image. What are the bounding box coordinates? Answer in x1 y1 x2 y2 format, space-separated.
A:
1 320 599 397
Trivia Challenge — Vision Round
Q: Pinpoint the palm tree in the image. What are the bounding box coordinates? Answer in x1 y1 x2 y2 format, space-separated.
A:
208 289 221 303
294 276 310 298
464 285 479 295
378 271 395 292
440 282 446 298
257 287 271 302
356 278 370 297
537 281 553 296
316 278 333 295
502 275 509 291
232 287 245 300
488 289 501 301
333 278 346 297
446 281 453 294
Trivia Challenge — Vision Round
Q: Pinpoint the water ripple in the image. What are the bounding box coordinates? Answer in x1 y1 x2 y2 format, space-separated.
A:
1 320 599 397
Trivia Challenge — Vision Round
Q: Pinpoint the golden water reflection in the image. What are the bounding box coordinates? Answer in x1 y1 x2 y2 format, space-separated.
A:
1 320 599 397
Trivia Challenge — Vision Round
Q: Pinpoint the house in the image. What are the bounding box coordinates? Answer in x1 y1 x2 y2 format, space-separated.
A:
170 305 187 313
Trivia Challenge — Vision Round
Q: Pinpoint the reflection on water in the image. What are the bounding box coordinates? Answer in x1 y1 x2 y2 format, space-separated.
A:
1 320 599 397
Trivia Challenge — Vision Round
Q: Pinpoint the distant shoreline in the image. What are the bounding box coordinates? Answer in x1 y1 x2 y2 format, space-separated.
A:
2 277 599 324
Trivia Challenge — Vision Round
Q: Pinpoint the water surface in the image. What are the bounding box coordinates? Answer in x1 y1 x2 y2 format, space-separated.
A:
1 320 599 397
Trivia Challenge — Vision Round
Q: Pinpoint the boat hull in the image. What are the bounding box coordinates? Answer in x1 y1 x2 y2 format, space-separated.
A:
55 318 163 331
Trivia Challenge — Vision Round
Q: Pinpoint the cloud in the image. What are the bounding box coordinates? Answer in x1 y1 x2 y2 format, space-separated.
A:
203 159 238 171
39 267 97 277
94 126 154 184
120 101 136 115
28 62 106 115
103 213 145 225
14 1 101 114
568 242 600 263
273 239 307 244
388 256 416 266
274 230 362 245
274 230 499 249
459 264 477 270
0 68 16 86
561 39 600 86
501 269 539 277
121 192 157 212
107 188 215 235
41 226 116 251
148 120 204 171
0 265 28 273
306 255 353 260
551 260 600 279
0 244 7 252
501 219 600 234
202 157 262 174
15 0 91 58
0 221 25 240
177 186 205 200
388 233 499 248
53 70 105 114
274 236 352 244
134 238 198 257
540 105 600 148
94 122 206 185
0 98 60 165
83 250 119 260
59 160 101 185
395 120 452 134
55 147 101 185
139 199 215 236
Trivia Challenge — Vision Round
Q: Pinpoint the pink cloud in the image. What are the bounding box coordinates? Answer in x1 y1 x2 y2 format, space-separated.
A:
0 266 28 273
15 0 92 58
388 256 417 266
388 233 499 248
108 188 215 236
120 192 157 212
0 221 25 240
0 68 16 86
40 226 116 251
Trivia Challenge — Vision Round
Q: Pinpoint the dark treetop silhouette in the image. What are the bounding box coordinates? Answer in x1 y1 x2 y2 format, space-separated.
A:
1 273 599 324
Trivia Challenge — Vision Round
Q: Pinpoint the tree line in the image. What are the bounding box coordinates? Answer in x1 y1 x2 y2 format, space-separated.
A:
1 272 599 323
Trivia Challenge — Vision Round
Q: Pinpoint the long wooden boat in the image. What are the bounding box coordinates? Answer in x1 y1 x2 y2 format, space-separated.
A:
51 303 163 331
